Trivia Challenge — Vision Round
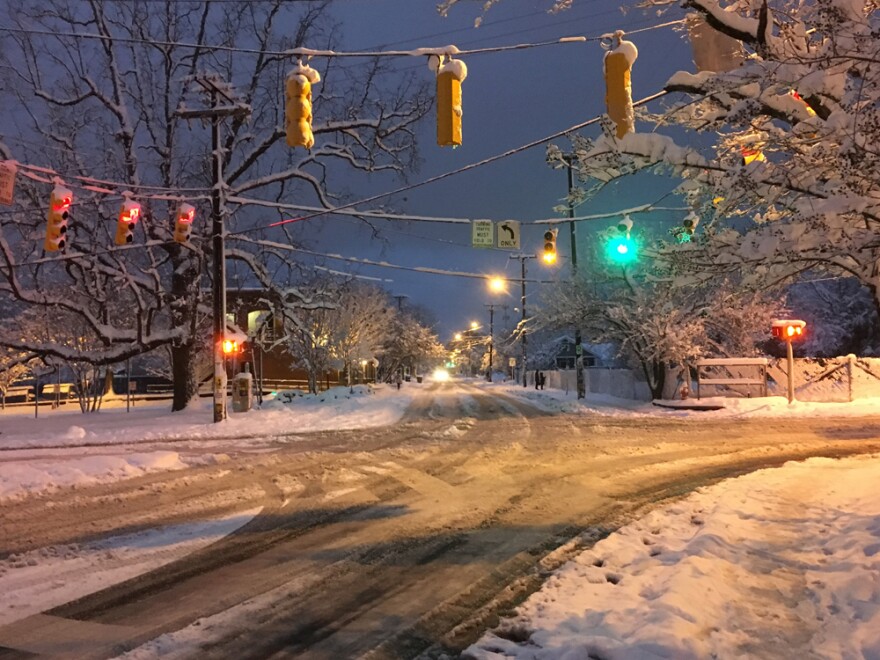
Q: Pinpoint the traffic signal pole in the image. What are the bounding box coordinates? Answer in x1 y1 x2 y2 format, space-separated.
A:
176 77 249 423
566 158 586 399
210 88 227 423
484 304 495 382
520 257 529 387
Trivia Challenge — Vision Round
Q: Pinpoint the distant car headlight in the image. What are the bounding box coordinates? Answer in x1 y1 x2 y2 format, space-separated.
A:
432 368 450 382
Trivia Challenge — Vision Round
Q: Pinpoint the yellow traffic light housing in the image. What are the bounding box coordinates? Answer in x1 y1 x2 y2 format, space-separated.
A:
434 56 467 147
285 62 321 150
115 198 141 246
174 203 195 244
44 184 73 253
603 31 638 139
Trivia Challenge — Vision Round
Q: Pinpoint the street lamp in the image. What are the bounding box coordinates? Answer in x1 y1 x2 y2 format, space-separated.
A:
488 276 506 293
470 321 479 330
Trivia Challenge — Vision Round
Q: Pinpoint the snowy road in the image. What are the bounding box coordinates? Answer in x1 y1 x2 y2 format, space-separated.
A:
1 381 880 659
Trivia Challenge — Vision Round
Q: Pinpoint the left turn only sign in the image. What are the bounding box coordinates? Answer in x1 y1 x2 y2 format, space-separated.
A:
471 220 494 248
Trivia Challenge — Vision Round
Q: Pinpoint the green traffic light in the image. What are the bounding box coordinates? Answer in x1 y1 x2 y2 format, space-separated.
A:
606 235 638 265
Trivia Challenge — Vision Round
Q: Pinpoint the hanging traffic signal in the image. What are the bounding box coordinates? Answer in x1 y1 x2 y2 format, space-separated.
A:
603 31 638 139
606 216 637 265
435 56 467 147
174 203 195 244
115 198 140 246
680 212 700 242
285 63 321 150
771 319 806 340
542 229 558 264
222 338 239 354
741 145 765 166
44 184 72 252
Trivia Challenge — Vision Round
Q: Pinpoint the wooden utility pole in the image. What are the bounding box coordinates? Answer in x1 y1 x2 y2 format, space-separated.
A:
510 254 536 387
176 76 249 422
484 303 496 381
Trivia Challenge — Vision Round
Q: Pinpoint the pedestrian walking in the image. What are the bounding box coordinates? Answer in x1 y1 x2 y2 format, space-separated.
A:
395 372 403 390
538 371 546 390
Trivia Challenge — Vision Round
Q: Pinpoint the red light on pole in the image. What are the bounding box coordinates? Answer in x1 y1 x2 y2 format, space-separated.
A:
771 319 806 404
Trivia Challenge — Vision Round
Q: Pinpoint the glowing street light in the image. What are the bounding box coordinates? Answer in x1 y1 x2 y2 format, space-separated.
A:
470 321 479 330
488 276 506 293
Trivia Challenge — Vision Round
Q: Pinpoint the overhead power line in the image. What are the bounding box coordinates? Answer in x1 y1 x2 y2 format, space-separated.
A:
0 25 587 58
226 195 688 225
230 89 671 237
0 18 684 60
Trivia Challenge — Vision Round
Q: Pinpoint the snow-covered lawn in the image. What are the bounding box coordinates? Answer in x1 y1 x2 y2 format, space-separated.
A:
0 384 417 502
466 453 880 660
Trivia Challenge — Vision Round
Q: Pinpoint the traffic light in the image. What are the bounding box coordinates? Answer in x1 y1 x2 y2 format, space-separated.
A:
222 338 239 354
436 57 467 147
44 185 72 252
741 145 765 166
679 212 700 242
542 229 558 264
174 203 195 244
771 319 806 340
285 63 321 150
604 32 638 139
605 216 637 265
115 198 140 246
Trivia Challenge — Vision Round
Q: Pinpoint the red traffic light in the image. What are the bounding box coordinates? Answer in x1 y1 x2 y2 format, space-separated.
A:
771 319 806 340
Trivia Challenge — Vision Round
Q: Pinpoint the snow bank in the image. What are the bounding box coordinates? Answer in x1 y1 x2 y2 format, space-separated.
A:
466 453 880 659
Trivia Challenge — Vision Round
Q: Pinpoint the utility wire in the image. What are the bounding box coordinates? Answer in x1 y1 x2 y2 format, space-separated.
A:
0 18 684 59
231 90 670 237
0 25 587 58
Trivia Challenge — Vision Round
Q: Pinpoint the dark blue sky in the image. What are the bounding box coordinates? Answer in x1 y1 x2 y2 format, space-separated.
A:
275 0 694 338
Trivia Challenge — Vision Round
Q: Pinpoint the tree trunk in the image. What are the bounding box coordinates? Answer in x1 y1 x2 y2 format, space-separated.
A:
307 371 317 395
171 342 199 411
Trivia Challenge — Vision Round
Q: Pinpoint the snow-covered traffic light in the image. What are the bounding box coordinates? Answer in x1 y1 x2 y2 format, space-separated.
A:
285 62 321 150
771 319 806 340
542 229 558 264
115 197 140 246
680 212 700 242
44 184 72 253
605 215 637 265
222 338 239 354
603 31 638 139
434 56 467 147
741 145 765 166
174 203 195 244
